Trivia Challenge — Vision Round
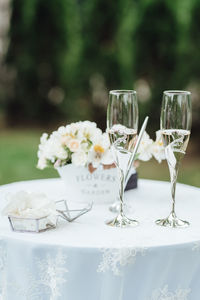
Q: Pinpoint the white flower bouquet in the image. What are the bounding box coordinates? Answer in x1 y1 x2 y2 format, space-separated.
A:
37 121 165 205
37 120 165 171
37 121 113 171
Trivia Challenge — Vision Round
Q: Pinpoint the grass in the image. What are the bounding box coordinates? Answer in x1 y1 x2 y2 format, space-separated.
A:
0 130 58 185
139 158 200 188
0 129 199 187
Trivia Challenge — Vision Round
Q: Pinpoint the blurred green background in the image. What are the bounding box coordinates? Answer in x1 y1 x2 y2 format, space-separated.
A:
0 0 199 187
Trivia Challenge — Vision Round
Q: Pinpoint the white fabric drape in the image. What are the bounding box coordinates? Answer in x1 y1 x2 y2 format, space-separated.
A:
0 179 200 299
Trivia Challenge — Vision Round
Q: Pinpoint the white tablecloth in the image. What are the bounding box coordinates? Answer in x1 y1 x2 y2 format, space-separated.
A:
0 178 200 300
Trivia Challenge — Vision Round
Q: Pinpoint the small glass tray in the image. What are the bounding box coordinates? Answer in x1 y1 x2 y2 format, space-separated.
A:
8 200 92 233
8 215 57 233
56 199 93 222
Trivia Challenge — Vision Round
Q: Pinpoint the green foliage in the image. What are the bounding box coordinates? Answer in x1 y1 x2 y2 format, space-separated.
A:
0 130 58 185
1 0 200 134
5 0 82 125
81 0 120 85
189 1 200 79
116 0 137 87
134 0 178 130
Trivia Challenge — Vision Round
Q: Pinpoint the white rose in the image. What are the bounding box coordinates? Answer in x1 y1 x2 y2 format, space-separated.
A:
101 149 114 165
37 155 47 169
51 141 68 160
58 126 68 135
40 133 48 144
61 135 71 146
80 140 91 152
72 151 88 166
152 130 165 163
137 131 153 161
67 123 80 137
44 137 67 162
78 121 102 142
68 138 80 152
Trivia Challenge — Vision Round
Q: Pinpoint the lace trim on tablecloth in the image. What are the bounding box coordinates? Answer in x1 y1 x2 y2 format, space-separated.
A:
97 245 147 276
0 241 7 300
150 285 191 300
36 250 68 300
18 250 67 300
192 241 200 252
0 240 68 300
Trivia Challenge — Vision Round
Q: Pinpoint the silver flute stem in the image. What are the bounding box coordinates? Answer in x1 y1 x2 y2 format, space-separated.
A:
125 116 149 183
119 169 125 216
169 164 179 216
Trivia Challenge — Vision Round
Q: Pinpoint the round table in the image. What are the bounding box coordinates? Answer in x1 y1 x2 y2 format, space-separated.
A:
0 178 200 300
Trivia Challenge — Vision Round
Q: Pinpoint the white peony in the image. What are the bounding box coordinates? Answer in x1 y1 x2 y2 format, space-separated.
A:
37 154 47 169
67 138 81 152
101 149 114 165
72 150 88 166
137 131 153 161
37 133 68 168
66 122 80 137
77 121 102 142
61 135 71 146
37 133 49 169
50 141 68 160
57 126 68 135
152 130 165 163
40 133 48 144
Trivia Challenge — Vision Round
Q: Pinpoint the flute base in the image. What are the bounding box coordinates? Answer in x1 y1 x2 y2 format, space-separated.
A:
109 202 120 213
106 213 139 228
109 202 131 214
155 212 190 228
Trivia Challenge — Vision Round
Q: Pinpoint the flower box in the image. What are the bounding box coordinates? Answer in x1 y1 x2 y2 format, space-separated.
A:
37 120 165 206
57 164 137 205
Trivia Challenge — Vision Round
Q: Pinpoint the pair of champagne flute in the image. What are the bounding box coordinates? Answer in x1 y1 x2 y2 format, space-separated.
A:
107 90 192 228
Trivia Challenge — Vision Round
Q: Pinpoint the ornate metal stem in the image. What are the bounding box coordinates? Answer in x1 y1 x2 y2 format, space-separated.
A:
119 168 125 216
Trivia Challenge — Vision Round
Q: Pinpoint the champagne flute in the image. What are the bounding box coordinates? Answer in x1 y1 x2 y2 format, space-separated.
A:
106 90 139 227
156 90 192 228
